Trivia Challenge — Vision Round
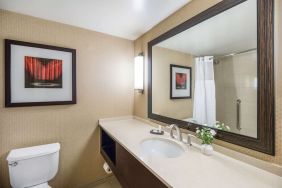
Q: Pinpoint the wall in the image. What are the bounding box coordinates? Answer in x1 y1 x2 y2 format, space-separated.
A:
134 0 282 165
152 46 194 119
214 51 257 137
0 10 134 188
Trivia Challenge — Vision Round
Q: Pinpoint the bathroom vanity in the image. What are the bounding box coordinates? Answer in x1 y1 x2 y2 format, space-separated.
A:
100 125 167 188
99 116 282 188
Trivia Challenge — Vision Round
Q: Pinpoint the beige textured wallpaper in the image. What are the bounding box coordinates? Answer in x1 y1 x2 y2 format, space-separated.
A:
152 46 194 119
134 0 282 165
0 10 134 188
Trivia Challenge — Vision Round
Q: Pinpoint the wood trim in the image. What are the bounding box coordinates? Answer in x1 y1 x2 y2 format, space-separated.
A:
116 144 167 188
148 0 274 155
4 39 77 107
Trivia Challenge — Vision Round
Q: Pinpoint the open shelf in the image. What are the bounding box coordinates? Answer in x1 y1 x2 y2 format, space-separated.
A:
101 128 116 165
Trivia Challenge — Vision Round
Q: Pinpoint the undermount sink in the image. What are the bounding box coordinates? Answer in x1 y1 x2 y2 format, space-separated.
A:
140 137 186 158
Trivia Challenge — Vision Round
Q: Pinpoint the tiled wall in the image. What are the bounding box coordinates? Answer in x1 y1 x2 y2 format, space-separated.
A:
214 51 257 137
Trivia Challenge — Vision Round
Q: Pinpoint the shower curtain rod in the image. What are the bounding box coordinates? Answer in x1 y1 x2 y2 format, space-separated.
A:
194 48 257 59
214 48 257 59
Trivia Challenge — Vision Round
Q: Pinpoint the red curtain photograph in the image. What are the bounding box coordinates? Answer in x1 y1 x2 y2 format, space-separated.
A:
24 56 63 88
175 73 187 89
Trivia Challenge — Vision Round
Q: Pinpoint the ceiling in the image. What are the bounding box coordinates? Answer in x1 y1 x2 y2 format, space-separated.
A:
156 0 257 56
0 0 191 40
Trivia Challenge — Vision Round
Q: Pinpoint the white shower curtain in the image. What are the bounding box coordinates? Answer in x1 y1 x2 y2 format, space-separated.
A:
193 56 216 127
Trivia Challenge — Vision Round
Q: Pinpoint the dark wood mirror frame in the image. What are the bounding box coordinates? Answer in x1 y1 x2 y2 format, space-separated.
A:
148 0 274 155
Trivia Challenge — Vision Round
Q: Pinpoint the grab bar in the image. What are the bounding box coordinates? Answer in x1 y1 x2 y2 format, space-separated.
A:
236 99 241 130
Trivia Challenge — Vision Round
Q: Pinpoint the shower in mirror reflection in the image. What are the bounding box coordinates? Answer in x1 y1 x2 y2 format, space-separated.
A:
213 49 257 137
188 49 258 138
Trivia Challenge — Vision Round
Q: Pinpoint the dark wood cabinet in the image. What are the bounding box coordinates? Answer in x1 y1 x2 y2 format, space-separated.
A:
100 128 168 188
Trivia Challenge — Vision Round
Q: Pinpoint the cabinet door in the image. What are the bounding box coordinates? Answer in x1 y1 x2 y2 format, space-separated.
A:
116 143 168 188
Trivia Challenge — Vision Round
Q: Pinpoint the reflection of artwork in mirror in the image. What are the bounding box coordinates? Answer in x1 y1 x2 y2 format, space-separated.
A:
170 65 191 99
176 73 186 89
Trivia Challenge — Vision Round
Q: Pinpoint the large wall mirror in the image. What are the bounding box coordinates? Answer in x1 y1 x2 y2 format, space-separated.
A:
148 0 274 155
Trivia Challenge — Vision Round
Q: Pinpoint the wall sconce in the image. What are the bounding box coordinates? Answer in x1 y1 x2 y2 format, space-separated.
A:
134 53 144 93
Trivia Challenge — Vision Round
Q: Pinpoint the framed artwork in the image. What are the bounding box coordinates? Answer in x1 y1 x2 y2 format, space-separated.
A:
5 39 76 107
170 64 192 99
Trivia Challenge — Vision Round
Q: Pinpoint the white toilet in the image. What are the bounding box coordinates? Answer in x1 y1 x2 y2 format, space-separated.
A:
7 143 60 188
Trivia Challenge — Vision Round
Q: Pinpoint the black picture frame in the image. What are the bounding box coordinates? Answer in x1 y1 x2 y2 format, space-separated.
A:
5 39 77 107
170 64 192 99
148 0 274 155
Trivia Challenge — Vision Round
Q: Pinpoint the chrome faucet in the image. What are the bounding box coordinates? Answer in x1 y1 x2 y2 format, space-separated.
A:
169 124 182 141
169 124 195 146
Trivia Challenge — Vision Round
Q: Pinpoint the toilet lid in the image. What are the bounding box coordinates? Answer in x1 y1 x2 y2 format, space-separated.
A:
29 183 51 188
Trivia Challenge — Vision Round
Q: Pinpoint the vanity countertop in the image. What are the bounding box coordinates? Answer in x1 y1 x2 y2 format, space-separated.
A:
99 116 282 188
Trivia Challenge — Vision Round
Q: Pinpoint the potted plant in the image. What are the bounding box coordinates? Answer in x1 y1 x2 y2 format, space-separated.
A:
196 127 216 156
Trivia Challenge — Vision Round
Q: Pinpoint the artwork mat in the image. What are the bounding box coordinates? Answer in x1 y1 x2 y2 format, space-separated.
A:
170 64 192 99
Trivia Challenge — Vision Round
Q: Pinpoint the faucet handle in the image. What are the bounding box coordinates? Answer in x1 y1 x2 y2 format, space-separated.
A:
186 134 196 146
168 124 176 129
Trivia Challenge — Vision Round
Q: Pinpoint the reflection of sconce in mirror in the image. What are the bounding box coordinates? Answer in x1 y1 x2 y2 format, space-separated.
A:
134 53 144 93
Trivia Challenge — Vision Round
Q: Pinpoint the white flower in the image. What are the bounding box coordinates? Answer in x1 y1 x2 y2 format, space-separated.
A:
196 130 200 134
226 126 230 131
210 130 216 136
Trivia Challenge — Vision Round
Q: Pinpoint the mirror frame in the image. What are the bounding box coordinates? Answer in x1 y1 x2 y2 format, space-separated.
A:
148 0 274 155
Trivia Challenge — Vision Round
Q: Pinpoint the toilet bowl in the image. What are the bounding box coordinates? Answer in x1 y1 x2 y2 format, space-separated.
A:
7 143 60 188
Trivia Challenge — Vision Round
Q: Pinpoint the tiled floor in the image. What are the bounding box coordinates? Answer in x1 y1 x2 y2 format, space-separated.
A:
93 176 122 188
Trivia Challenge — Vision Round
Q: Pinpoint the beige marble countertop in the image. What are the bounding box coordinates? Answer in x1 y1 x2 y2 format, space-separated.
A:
99 116 282 188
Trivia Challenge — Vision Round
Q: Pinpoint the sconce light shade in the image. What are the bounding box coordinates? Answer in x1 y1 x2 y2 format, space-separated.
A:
134 53 144 92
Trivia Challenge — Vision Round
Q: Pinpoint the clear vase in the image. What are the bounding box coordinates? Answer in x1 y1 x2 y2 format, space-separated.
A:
201 144 213 156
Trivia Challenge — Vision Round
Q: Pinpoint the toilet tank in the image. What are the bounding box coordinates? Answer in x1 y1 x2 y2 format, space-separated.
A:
7 143 60 188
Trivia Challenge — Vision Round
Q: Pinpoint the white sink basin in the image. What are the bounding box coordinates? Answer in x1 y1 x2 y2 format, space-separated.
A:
140 137 185 158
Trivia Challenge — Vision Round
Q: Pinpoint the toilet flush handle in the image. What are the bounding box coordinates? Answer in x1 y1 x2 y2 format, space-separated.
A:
9 162 18 166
